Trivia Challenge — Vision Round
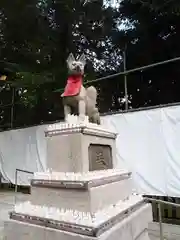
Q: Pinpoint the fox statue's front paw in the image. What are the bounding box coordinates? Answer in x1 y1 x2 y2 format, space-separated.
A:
78 115 89 124
78 114 85 122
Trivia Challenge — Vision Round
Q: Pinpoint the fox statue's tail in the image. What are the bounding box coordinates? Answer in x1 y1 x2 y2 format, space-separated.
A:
86 86 97 102
86 86 100 125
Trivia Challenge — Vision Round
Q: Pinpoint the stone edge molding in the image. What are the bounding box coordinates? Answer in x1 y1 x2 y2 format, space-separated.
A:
31 172 132 190
9 199 145 237
45 124 117 139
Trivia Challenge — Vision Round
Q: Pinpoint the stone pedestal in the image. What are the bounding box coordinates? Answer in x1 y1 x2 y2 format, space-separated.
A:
45 123 117 172
3 121 152 240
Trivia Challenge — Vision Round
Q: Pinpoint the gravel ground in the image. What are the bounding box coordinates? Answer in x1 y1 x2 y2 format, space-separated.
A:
0 191 29 238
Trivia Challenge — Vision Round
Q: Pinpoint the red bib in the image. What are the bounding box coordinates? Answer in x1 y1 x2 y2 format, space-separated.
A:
62 75 82 97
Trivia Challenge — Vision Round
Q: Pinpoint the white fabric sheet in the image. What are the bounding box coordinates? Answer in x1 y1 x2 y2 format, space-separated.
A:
0 105 180 197
0 126 47 185
102 105 180 197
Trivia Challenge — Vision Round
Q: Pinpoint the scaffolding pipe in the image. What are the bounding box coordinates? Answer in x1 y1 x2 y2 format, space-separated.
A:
10 87 15 129
86 56 180 85
158 203 164 240
14 168 33 204
145 197 180 208
123 48 128 110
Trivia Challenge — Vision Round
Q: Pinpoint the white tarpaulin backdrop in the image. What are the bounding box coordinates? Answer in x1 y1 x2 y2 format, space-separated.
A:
0 105 180 197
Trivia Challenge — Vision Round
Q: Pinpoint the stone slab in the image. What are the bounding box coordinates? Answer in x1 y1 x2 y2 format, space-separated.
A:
12 195 145 236
4 203 152 240
31 170 131 189
30 177 133 213
45 123 117 139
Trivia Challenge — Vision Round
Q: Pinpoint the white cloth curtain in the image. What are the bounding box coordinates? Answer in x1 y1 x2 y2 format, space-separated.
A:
0 126 47 185
0 105 180 197
102 105 180 197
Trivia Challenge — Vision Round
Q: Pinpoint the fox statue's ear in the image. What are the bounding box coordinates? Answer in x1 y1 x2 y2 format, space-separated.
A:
78 53 86 66
66 53 75 65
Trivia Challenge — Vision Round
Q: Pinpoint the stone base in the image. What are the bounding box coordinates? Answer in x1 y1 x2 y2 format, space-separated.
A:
30 171 132 213
4 203 152 240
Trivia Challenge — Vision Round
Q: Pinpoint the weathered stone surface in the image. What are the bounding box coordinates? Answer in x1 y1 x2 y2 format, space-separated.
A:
4 203 152 240
46 129 117 172
30 177 133 213
0 191 29 238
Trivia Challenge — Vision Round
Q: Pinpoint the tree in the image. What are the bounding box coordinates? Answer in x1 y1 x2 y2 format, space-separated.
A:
0 0 121 128
0 0 56 129
109 0 180 109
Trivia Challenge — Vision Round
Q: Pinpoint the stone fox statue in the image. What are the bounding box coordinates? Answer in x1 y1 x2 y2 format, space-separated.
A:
61 53 101 124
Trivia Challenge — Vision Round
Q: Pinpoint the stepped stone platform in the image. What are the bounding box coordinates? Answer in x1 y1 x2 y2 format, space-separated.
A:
3 119 152 239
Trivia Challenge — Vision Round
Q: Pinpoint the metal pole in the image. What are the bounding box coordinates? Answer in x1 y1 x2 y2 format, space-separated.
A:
123 47 128 110
15 169 18 204
10 87 15 129
14 169 33 204
145 197 180 208
57 56 180 94
158 203 164 240
84 56 180 85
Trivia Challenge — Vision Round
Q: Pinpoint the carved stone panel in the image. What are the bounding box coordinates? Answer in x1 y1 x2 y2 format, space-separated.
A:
88 144 113 171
